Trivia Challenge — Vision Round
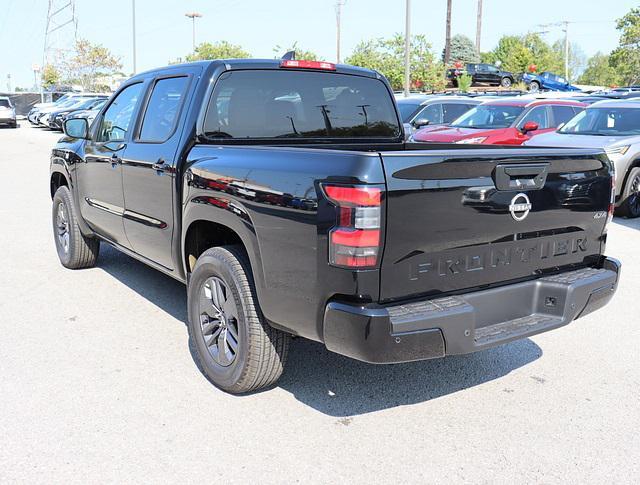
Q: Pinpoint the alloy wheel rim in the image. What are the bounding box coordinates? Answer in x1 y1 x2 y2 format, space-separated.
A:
630 174 640 215
198 276 240 367
56 204 69 253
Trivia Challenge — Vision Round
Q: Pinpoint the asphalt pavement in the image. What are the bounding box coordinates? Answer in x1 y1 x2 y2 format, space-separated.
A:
1 123 639 484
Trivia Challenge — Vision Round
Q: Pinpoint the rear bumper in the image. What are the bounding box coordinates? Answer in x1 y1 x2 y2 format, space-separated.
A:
323 257 621 364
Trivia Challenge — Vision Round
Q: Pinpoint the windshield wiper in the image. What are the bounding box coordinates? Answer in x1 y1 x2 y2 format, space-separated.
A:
204 130 233 138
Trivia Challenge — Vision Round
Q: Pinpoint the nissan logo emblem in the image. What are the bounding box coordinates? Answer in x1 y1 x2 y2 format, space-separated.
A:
509 193 532 221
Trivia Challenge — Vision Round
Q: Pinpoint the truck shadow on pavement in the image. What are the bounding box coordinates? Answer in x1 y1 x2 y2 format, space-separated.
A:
98 244 542 417
279 337 541 416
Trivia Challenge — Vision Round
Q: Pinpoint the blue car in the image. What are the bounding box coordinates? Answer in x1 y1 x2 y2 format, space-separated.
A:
521 71 581 92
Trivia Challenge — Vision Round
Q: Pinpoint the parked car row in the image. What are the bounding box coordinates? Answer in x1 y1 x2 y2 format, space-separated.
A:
27 93 108 130
447 63 582 93
403 90 640 218
0 96 18 128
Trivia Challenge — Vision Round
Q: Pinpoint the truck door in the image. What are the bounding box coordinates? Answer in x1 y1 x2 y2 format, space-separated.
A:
78 82 144 246
121 74 192 270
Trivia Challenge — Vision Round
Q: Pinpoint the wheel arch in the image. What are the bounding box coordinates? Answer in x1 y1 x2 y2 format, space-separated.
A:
181 209 266 301
50 170 69 199
618 157 640 201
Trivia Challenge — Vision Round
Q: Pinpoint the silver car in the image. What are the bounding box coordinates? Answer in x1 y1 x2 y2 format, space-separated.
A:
0 96 17 128
396 95 481 140
525 99 640 218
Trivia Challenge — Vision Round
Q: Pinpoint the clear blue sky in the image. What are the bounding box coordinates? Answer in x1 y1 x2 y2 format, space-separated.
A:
0 0 637 89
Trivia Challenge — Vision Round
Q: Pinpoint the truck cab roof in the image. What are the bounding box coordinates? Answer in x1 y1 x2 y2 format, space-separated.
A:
130 58 382 81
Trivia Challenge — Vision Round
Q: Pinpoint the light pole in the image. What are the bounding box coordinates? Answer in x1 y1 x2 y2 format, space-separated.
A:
335 1 346 63
404 0 411 97
185 12 203 52
132 0 137 74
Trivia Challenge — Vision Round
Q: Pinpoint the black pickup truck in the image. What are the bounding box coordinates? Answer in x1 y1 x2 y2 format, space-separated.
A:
50 59 620 393
447 63 515 88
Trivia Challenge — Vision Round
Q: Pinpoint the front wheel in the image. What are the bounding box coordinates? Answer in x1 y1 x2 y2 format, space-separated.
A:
501 77 513 88
52 186 100 268
529 81 540 92
617 167 640 218
187 246 290 394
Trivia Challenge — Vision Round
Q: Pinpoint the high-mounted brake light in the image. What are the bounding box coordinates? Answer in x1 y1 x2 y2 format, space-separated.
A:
324 184 382 269
280 60 337 71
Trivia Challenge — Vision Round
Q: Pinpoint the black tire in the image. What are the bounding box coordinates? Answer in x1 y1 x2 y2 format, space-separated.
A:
451 79 459 88
52 186 100 269
187 246 290 394
529 81 540 92
501 77 513 88
617 167 640 218
10 122 18 128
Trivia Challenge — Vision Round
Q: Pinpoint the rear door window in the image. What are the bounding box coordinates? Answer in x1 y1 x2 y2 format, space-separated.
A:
139 76 189 142
203 70 401 140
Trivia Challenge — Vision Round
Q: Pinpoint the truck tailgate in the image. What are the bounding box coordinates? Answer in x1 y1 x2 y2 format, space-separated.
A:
379 148 611 302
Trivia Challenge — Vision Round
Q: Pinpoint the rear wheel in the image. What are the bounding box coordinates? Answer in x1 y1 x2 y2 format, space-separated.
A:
617 167 640 218
529 81 540 92
187 246 290 394
501 77 513 88
52 186 100 268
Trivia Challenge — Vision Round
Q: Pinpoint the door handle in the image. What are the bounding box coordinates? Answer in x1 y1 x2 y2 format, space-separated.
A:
152 158 166 173
111 153 122 168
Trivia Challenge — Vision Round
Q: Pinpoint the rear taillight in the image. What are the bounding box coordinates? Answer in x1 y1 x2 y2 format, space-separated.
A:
324 185 382 269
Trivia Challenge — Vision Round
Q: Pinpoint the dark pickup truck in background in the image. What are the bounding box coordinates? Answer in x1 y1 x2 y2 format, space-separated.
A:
447 63 515 88
50 58 620 393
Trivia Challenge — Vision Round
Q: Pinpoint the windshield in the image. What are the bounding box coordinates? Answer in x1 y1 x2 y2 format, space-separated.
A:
397 102 422 122
204 70 401 140
451 104 524 129
558 107 640 136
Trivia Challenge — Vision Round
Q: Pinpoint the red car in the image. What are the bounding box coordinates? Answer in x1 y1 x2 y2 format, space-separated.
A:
412 98 586 145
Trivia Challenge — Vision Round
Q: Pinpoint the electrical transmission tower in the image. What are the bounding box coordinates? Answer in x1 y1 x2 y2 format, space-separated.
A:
42 1 78 76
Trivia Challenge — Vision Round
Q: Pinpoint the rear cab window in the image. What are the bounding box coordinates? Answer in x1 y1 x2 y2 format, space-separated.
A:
203 69 401 141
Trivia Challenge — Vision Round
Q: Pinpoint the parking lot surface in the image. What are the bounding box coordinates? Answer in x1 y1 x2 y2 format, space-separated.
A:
1 124 639 484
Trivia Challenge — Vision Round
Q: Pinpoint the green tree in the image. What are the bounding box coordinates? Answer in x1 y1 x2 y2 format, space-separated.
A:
610 7 640 85
443 34 479 65
346 34 446 91
186 41 251 61
482 33 564 74
62 38 122 91
578 52 621 86
41 64 60 89
273 42 320 61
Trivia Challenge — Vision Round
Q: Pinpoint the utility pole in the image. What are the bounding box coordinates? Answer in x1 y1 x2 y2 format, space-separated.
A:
43 0 76 99
404 0 411 97
335 1 346 63
185 12 203 52
475 0 483 55
563 21 569 81
132 0 137 74
444 0 452 65
537 21 571 81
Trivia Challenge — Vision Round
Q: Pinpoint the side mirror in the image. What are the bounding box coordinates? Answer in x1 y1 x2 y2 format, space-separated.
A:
412 118 430 129
63 118 89 139
521 121 539 134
